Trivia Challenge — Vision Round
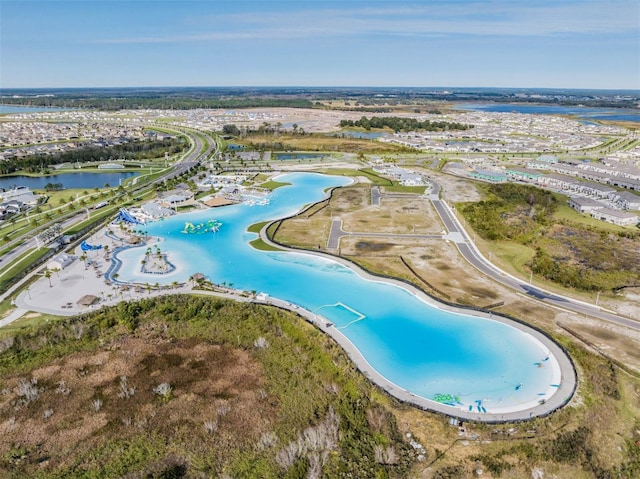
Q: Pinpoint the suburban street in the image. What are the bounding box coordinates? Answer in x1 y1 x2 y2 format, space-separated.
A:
0 128 219 282
428 180 640 331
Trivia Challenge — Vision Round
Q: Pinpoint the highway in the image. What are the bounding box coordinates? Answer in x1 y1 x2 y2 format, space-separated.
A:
428 180 640 331
0 127 219 282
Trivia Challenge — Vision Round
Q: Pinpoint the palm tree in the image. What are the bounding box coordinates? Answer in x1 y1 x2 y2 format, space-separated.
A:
44 268 52 287
80 252 88 269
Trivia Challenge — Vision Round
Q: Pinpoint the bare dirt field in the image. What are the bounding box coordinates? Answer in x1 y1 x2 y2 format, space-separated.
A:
275 180 640 373
222 107 373 133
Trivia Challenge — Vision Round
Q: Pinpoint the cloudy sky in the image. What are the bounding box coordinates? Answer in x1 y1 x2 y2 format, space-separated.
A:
1 0 638 89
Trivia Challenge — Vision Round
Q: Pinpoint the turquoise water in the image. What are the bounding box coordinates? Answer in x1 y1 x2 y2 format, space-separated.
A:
114 173 558 413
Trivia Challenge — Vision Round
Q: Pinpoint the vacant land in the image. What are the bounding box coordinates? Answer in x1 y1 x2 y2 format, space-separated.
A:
237 132 408 154
272 181 640 377
0 295 413 478
458 182 640 293
1 295 639 478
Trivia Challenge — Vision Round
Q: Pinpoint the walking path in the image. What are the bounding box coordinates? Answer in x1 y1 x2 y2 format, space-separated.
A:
261 223 577 423
1 179 579 423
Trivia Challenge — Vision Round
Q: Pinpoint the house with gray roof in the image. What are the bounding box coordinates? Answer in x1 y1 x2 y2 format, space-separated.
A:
591 208 638 226
569 197 603 214
612 191 640 210
469 169 507 183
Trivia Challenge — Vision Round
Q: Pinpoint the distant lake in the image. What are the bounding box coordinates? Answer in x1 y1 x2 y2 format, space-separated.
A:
457 103 640 123
0 105 74 114
0 172 139 190
226 143 246 150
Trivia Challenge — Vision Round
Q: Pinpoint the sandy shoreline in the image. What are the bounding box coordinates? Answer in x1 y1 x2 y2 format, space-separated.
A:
11 199 575 422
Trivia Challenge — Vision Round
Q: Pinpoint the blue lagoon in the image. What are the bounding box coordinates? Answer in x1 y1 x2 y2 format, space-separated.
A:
113 173 568 417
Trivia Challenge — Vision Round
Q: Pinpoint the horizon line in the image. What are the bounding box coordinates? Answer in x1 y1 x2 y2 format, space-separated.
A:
1 85 639 93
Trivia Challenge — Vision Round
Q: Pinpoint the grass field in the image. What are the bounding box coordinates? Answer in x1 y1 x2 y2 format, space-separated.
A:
248 237 282 251
239 133 409 153
258 180 291 191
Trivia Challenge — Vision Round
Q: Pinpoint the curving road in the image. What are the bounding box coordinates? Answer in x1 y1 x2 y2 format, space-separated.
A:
428 180 640 331
0 128 220 281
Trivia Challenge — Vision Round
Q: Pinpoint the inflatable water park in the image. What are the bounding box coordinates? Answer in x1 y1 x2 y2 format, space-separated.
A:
181 219 222 234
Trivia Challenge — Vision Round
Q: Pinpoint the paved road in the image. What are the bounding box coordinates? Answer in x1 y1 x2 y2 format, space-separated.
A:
327 218 442 249
327 219 343 249
371 186 381 206
428 182 640 331
260 223 577 423
0 128 220 292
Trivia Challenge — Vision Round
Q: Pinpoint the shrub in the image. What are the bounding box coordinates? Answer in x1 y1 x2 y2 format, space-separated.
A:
118 376 135 399
15 378 42 405
254 336 269 349
92 399 103 411
152 382 173 400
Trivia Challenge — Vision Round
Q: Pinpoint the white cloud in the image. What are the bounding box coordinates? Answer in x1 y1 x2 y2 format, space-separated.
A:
97 1 640 44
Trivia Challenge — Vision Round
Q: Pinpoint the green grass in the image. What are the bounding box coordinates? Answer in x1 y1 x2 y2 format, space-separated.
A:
0 247 51 291
63 205 121 235
249 238 282 251
259 180 291 191
489 241 536 277
0 241 24 257
0 313 62 339
320 168 394 186
246 221 269 234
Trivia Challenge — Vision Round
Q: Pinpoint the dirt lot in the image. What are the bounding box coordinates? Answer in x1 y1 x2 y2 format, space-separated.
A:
275 180 640 373
222 107 377 133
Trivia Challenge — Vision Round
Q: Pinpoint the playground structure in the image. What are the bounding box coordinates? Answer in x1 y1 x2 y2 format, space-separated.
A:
80 241 102 251
115 207 144 225
181 219 222 234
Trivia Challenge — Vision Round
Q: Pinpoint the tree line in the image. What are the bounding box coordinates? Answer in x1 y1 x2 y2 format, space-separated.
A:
222 122 306 137
2 97 314 111
0 138 184 175
339 116 472 132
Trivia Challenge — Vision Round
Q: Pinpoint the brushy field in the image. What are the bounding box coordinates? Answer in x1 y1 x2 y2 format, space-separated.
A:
237 133 408 154
0 295 413 478
0 295 639 478
459 183 640 292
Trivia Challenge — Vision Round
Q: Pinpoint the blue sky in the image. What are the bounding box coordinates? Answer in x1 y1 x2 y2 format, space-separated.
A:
1 0 639 89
